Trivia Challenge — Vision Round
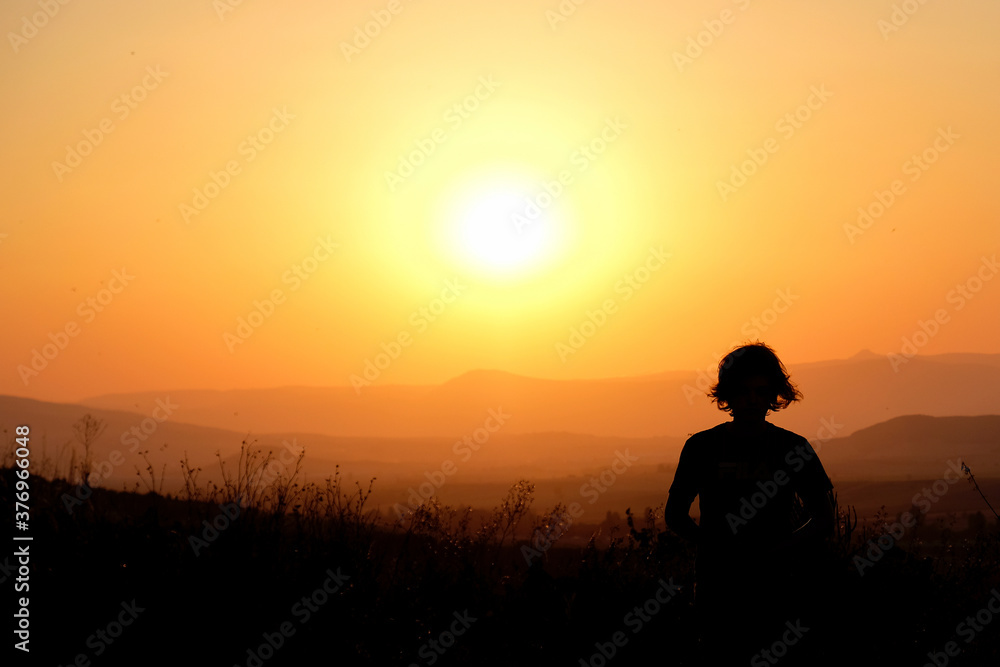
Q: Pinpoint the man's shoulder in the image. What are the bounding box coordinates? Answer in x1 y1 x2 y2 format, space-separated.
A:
766 422 811 447
767 424 833 485
684 423 729 444
679 424 729 456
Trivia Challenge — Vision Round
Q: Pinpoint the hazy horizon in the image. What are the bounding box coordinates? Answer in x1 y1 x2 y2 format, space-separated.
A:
4 348 1000 404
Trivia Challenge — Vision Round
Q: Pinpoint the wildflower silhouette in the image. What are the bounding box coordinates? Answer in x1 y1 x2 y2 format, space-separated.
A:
962 461 999 520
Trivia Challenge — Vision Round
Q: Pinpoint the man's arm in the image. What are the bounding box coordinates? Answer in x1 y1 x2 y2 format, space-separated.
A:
794 436 837 540
795 488 836 540
783 444 836 550
665 436 702 542
665 493 699 542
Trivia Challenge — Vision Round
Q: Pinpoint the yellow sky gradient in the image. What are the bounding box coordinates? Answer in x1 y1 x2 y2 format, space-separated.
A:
2 0 999 402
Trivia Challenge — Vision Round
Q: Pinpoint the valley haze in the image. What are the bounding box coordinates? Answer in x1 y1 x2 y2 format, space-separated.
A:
4 351 998 522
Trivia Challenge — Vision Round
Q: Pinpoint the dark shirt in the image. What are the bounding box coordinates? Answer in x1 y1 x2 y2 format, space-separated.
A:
668 421 833 577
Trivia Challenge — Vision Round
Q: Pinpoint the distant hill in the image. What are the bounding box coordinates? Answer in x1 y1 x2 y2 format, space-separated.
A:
0 395 250 492
74 352 1000 439
817 414 1000 480
0 393 685 495
3 389 998 517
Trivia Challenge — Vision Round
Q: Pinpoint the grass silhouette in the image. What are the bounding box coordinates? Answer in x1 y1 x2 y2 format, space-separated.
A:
3 434 999 665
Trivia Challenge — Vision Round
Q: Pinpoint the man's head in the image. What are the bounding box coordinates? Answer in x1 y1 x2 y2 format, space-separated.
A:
708 342 801 419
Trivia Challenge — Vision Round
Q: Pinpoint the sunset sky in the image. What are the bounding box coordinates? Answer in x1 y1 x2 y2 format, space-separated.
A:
2 0 998 402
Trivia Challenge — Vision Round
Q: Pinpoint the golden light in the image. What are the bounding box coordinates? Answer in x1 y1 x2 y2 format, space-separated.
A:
436 173 569 280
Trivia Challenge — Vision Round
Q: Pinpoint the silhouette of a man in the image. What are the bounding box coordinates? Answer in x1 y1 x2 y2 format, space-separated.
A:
665 343 835 664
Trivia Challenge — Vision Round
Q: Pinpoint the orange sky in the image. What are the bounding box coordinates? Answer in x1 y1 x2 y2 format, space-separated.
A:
2 0 999 402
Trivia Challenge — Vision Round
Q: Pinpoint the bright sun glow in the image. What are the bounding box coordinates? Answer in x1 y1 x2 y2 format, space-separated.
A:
438 175 566 278
458 190 552 269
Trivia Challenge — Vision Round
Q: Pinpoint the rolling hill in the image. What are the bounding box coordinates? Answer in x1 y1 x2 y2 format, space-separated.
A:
72 352 1000 441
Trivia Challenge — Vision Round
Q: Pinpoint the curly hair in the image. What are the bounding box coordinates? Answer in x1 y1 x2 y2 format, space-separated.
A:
708 342 802 413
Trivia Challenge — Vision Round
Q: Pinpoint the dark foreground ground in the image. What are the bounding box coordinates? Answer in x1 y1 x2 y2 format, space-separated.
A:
3 466 999 667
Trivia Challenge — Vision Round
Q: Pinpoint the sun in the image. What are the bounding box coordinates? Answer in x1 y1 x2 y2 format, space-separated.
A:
437 175 566 279
457 189 552 270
